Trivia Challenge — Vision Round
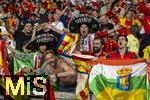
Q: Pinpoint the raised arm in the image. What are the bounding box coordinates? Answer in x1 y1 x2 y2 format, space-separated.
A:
5 43 15 53
58 5 69 19
46 23 65 35
51 27 65 35
48 4 70 35
31 23 39 40
108 24 120 34
4 19 15 34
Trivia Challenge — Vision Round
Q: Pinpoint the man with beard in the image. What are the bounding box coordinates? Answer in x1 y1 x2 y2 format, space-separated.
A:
93 36 107 57
107 35 138 59
37 50 77 92
80 35 107 58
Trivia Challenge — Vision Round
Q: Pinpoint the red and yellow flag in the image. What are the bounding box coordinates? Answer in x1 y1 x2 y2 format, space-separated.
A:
0 41 10 75
72 54 97 100
56 32 78 56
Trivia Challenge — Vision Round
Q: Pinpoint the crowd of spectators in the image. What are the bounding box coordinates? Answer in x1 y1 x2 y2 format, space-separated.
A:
0 0 150 99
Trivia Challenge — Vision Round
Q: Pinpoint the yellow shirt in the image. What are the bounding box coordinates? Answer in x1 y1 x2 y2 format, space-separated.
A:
143 46 150 59
127 34 139 54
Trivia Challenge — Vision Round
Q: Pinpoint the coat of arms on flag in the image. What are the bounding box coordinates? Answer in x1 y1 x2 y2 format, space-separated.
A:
89 59 150 100
116 68 132 91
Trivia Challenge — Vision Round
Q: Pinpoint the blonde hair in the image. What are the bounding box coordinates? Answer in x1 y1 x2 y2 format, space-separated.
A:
45 50 55 56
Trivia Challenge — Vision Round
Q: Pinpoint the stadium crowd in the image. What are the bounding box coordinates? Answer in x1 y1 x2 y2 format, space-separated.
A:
0 0 150 99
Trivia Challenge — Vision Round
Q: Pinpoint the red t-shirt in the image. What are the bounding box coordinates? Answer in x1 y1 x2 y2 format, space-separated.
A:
138 2 150 16
107 49 138 59
81 51 107 58
143 16 150 34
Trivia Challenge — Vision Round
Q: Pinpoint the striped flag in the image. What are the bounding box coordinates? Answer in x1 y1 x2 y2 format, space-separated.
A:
0 41 15 99
72 54 97 100
72 54 97 73
89 59 150 100
0 41 10 75
55 32 78 56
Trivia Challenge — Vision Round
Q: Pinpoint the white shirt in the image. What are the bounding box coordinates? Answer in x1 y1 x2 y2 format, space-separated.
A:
80 34 95 52
51 21 64 31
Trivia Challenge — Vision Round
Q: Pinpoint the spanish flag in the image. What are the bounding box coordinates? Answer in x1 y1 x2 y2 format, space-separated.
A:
72 54 96 74
0 41 14 99
55 32 78 56
119 18 142 29
0 40 9 75
72 54 97 100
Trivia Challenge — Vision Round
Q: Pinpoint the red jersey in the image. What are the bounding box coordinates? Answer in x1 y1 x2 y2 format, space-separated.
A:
107 49 138 59
95 31 118 53
138 2 150 16
143 16 150 34
81 51 107 58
